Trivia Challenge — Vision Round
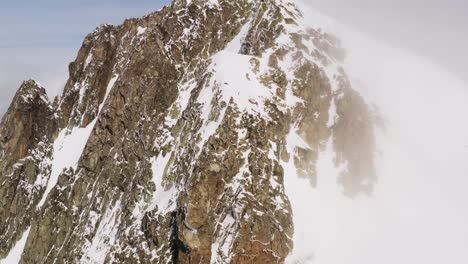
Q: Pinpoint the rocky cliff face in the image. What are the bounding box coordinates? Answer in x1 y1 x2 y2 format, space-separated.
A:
0 0 376 263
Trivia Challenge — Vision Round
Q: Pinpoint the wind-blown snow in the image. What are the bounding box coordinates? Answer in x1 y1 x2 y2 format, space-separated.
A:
284 2 468 264
0 227 31 264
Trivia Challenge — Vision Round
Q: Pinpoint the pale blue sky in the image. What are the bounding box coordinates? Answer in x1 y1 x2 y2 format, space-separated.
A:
0 0 170 49
1 0 467 117
0 0 171 116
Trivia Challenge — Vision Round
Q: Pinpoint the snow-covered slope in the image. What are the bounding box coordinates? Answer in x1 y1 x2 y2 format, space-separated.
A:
0 0 466 263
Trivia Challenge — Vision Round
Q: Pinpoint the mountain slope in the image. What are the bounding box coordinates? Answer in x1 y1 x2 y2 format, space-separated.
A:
0 0 376 263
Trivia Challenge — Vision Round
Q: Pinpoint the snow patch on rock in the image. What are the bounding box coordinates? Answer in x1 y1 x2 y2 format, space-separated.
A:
0 227 31 264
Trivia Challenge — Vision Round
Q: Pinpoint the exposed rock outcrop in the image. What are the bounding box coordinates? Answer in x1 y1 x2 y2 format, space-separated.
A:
0 0 377 263
0 80 57 257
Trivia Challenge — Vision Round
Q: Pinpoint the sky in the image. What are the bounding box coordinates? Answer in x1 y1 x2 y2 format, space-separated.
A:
0 0 467 117
0 1 467 263
0 0 171 116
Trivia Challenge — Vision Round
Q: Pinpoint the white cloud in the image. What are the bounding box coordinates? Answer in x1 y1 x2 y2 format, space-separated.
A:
0 47 73 117
285 2 468 263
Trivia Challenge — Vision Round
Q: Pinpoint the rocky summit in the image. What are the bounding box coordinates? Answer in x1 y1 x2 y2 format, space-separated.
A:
0 0 376 263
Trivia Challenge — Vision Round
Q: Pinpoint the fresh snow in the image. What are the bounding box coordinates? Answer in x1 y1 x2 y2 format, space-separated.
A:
100 75 119 112
223 21 251 53
84 51 93 69
136 26 147 36
36 119 96 208
208 51 273 116
207 0 219 7
149 154 177 214
286 129 310 150
205 20 274 118
80 200 122 264
0 227 31 264
37 75 119 208
326 98 337 128
210 214 237 264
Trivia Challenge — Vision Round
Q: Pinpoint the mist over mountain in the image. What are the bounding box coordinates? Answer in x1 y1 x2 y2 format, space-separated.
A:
1 0 467 263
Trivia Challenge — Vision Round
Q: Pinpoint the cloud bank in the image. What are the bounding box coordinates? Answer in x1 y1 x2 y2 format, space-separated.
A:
285 2 468 263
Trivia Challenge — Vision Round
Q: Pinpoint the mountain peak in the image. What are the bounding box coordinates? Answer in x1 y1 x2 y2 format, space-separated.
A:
6 79 50 111
0 1 376 263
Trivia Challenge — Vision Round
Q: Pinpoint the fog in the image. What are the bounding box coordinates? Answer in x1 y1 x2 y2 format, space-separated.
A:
285 2 468 263
308 0 468 84
0 1 467 262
